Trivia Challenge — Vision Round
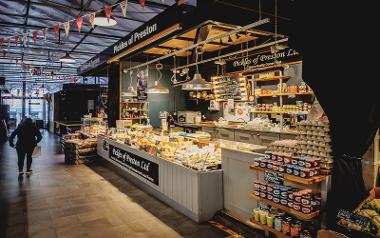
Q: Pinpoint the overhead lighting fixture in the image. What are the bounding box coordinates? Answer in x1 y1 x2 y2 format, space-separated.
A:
182 49 212 91
59 52 75 63
227 35 233 43
147 63 169 94
94 13 117 27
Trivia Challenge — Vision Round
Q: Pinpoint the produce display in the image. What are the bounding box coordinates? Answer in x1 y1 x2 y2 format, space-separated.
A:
338 194 380 237
253 181 321 215
106 128 221 171
62 132 98 165
251 205 315 237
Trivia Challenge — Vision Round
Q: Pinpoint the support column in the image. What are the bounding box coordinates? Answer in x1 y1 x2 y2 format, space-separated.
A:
22 81 26 118
107 62 121 128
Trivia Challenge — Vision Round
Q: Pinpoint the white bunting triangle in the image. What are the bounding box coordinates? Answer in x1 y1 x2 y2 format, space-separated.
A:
64 21 70 36
120 0 129 17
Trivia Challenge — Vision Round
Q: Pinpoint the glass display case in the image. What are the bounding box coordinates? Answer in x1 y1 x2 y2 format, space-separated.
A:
81 117 107 136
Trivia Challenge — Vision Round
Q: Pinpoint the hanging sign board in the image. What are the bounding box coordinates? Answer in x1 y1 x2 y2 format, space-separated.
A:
226 48 302 73
109 145 159 186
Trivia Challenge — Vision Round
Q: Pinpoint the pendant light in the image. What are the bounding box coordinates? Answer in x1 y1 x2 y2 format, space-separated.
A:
94 12 117 27
123 69 137 97
59 52 75 63
182 49 212 91
147 63 169 94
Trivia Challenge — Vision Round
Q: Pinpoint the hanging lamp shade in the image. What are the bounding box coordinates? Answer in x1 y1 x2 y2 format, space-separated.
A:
181 73 212 91
94 13 117 27
147 80 169 94
59 52 75 63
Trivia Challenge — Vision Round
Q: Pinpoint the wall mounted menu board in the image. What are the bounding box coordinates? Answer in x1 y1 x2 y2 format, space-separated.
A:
211 76 248 102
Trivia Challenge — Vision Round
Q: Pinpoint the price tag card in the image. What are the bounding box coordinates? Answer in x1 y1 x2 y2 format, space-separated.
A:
264 171 284 185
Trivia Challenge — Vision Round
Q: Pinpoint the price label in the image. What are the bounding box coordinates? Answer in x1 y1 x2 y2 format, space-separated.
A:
264 171 284 185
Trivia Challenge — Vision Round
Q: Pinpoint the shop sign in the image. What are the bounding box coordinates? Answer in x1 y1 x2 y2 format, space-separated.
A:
113 23 158 54
226 48 302 73
109 145 159 185
264 171 284 185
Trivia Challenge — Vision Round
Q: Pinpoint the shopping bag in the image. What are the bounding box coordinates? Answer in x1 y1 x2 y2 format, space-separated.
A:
32 146 42 157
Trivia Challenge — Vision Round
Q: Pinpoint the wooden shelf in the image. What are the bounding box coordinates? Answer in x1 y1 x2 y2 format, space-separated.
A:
249 194 320 221
248 219 291 238
250 110 309 115
123 109 148 112
255 92 314 97
122 101 147 104
121 117 148 120
187 98 211 101
250 166 327 185
251 76 290 82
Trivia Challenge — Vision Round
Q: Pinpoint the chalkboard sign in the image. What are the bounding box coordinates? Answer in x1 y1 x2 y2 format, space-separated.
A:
338 209 372 228
264 171 284 185
212 76 247 101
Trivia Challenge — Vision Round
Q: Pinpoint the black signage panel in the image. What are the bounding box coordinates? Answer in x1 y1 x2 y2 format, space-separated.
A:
109 145 159 186
226 48 302 73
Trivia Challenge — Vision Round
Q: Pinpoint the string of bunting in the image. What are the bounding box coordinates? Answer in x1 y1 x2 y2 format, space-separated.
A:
0 0 152 54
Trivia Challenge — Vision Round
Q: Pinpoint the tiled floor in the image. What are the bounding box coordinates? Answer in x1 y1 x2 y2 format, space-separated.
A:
0 131 226 238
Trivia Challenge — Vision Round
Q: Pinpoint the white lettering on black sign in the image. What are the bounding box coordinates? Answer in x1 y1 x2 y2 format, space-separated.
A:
109 145 159 185
113 23 158 54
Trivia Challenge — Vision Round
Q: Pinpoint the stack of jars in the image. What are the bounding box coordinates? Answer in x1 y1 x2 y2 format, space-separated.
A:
252 206 314 237
253 181 321 215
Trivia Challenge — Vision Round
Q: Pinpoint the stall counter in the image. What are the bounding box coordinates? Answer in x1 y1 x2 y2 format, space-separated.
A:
97 135 223 223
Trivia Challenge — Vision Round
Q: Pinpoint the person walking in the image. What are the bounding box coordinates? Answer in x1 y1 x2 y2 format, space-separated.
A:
9 118 42 176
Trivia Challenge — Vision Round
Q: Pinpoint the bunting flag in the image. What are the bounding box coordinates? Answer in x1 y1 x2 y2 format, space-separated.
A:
6 37 10 49
76 16 83 33
33 30 38 44
104 6 112 22
0 37 3 49
22 32 28 47
120 0 128 17
42 28 48 42
139 0 145 8
89 13 95 29
53 24 59 38
15 33 19 47
63 21 70 36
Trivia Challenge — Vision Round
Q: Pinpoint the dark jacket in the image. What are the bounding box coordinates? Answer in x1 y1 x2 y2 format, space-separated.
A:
9 121 42 149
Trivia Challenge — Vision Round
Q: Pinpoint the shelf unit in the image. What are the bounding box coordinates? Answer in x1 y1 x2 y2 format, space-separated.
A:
250 75 290 82
121 100 149 123
255 92 314 97
250 166 326 185
249 194 320 221
250 110 309 115
249 219 291 238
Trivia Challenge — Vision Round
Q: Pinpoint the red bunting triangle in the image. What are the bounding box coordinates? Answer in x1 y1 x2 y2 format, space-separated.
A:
15 33 19 47
53 24 59 38
33 30 38 44
0 37 3 49
89 13 95 29
76 16 83 33
139 0 145 8
104 6 112 21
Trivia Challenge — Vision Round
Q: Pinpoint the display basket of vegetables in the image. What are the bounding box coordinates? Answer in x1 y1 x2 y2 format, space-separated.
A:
338 188 380 237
